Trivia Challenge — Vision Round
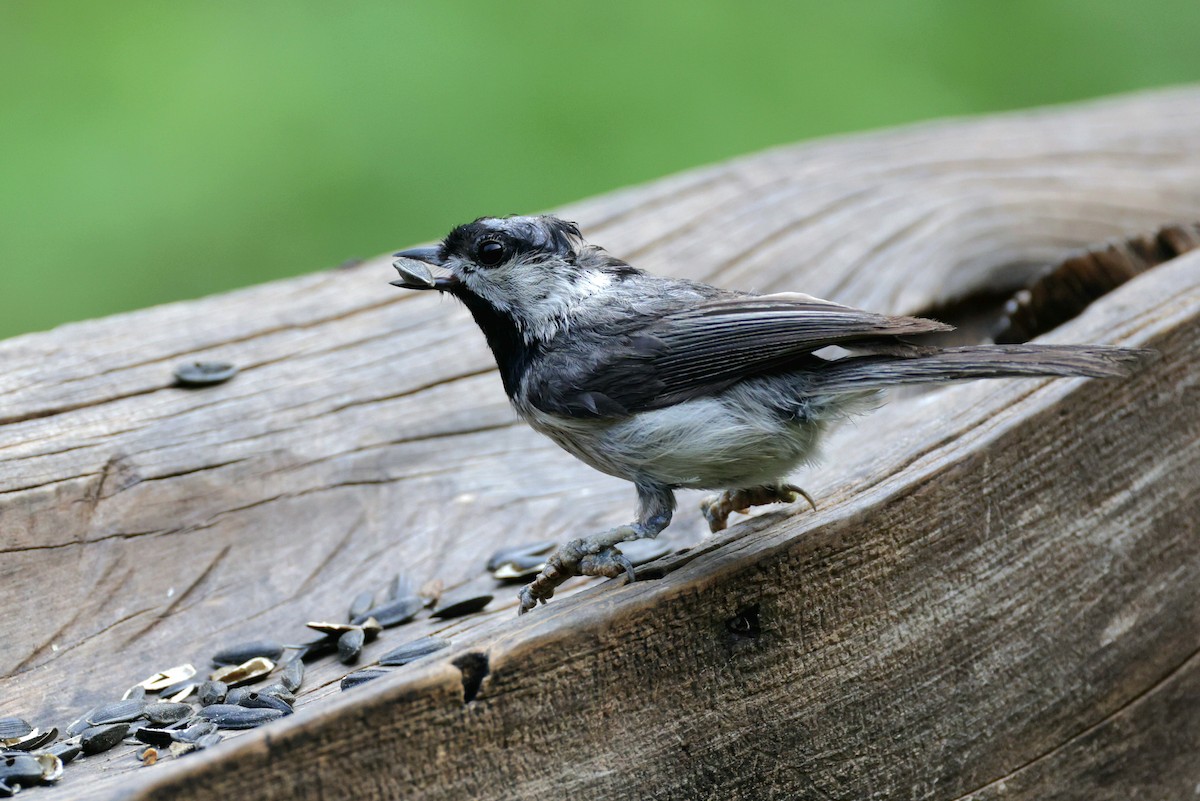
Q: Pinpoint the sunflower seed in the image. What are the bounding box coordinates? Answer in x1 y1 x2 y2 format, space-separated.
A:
224 688 251 706
121 685 147 702
144 702 192 726
352 595 422 628
198 680 228 707
137 664 197 692
0 720 31 742
174 721 218 744
486 539 557 571
385 573 411 601
278 658 305 693
0 753 44 786
194 733 223 750
46 741 81 765
259 684 296 706
306 620 380 638
87 699 146 725
35 753 62 783
431 592 493 619
81 723 131 755
174 361 238 387
377 635 450 666
340 670 389 691
196 705 283 730
210 656 275 687
348 590 376 622
234 692 292 716
337 628 364 665
211 640 285 667
134 727 177 748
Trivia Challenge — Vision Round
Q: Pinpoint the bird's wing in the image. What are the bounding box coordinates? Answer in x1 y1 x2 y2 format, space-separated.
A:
529 292 952 417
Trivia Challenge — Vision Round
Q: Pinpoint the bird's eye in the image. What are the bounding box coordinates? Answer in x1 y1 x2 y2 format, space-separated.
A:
477 240 506 267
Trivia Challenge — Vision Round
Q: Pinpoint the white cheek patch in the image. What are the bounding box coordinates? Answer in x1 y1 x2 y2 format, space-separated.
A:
463 259 615 343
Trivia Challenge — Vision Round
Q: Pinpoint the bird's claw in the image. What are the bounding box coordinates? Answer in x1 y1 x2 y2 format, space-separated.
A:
516 537 636 615
700 484 817 533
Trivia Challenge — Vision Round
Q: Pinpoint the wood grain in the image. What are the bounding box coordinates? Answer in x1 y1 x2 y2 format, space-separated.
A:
1 86 1199 801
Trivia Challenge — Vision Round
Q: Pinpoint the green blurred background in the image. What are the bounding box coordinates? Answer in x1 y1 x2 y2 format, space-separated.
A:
3 1 1199 339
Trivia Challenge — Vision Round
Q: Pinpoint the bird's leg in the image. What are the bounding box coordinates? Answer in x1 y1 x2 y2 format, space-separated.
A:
700 483 817 533
518 483 675 615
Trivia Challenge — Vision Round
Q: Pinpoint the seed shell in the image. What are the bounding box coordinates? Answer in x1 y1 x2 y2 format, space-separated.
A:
378 636 450 666
7 728 57 752
174 361 238 387
486 539 557 571
211 640 285 667
210 656 275 687
81 723 131 755
35 753 63 783
137 664 197 692
431 593 493 619
340 670 389 691
196 705 284 730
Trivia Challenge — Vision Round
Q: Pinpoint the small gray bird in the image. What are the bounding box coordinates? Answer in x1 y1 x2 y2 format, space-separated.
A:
391 215 1149 614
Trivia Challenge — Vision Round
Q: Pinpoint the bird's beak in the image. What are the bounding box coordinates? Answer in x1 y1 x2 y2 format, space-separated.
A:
389 247 458 291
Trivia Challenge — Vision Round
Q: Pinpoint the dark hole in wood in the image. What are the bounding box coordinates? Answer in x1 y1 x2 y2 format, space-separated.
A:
916 221 1199 346
726 603 761 640
451 652 489 704
636 565 667 581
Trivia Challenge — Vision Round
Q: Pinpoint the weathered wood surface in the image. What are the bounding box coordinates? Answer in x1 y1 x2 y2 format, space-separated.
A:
2 86 1199 800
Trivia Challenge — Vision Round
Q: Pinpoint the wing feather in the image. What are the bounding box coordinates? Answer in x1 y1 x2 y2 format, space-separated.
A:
529 292 951 417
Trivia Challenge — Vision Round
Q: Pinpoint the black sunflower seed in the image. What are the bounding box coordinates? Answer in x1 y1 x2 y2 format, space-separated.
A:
340 670 389 691
196 705 283 730
337 628 364 665
144 702 192 726
198 680 228 707
211 640 285 667
87 699 146 725
348 590 376 622
431 593 493 619
279 658 305 693
378 636 450 666
0 719 31 741
352 595 422 628
173 361 238 387
81 723 131 754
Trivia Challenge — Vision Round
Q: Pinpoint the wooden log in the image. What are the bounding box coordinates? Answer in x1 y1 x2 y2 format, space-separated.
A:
1 86 1199 800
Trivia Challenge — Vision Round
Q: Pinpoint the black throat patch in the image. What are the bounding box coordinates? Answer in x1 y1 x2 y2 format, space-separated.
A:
451 286 539 399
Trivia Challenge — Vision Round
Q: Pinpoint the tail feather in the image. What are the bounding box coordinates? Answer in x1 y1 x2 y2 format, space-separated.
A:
815 345 1155 395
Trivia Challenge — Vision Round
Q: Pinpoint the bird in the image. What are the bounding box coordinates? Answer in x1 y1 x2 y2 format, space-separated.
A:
389 215 1151 614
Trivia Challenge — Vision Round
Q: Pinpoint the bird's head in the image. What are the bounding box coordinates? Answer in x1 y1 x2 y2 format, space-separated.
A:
391 215 637 342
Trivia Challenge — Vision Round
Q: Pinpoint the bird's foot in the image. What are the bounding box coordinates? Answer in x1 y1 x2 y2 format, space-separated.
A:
700 483 817 533
517 531 636 615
